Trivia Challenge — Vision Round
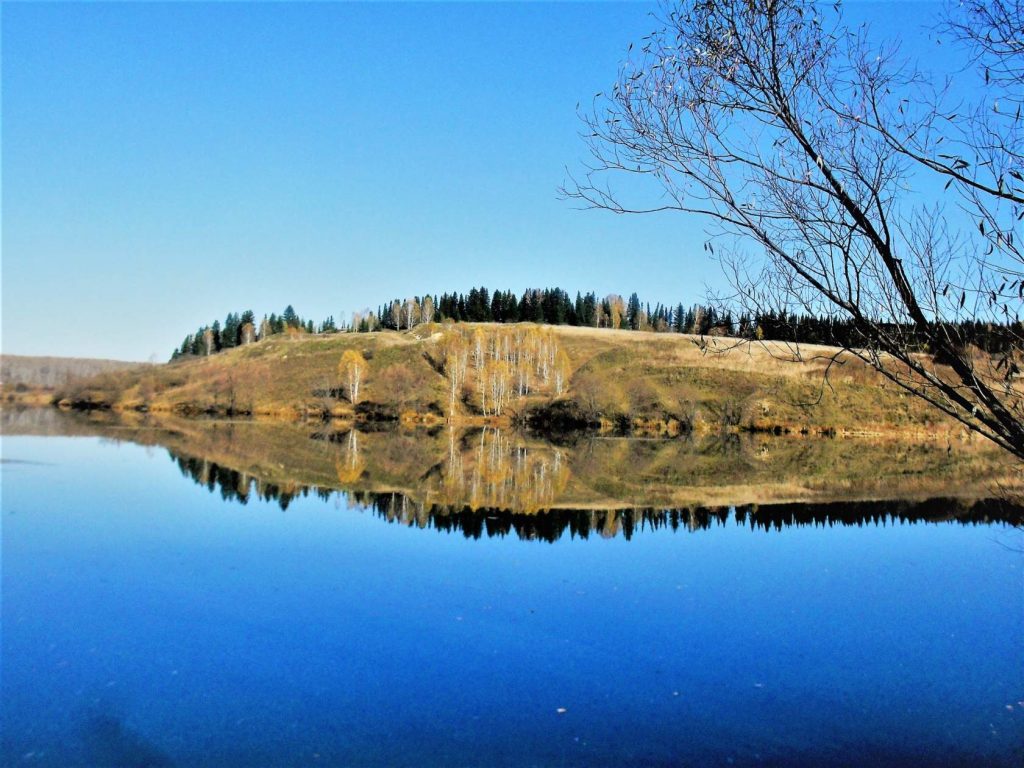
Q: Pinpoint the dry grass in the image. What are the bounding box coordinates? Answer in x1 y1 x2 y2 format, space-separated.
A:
47 323 975 439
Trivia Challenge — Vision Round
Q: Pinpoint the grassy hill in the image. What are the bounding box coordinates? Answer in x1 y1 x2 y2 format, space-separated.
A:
48 322 970 438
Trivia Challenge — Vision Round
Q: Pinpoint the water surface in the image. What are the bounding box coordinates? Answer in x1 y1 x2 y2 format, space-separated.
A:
2 415 1022 766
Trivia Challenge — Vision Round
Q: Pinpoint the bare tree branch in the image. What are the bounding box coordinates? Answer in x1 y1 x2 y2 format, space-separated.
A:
565 0 1024 460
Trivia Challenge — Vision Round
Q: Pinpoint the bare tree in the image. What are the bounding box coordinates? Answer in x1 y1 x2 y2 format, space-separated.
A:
421 295 436 324
564 0 1024 459
202 328 215 357
443 330 469 418
239 322 256 345
403 298 420 329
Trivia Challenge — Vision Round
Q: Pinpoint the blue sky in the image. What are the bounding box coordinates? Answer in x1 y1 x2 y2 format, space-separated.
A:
3 1 944 360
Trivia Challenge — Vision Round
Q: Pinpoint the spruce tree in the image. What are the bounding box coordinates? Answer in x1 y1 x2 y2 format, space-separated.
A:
211 320 222 351
627 293 641 330
221 313 238 349
282 305 299 328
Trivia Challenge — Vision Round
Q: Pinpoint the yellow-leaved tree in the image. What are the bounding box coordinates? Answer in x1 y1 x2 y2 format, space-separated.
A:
338 349 368 405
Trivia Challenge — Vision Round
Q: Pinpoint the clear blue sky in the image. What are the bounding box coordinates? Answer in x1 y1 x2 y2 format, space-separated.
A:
3 1 942 361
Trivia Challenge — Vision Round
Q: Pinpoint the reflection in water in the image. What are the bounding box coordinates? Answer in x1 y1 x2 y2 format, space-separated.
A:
4 410 1024 767
439 427 569 513
6 408 1023 536
171 449 1023 541
334 427 365 483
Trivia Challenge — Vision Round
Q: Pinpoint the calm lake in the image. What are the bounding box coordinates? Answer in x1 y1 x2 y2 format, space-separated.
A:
2 410 1022 766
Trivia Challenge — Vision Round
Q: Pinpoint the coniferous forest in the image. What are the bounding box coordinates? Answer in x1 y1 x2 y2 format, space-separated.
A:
171 287 1023 361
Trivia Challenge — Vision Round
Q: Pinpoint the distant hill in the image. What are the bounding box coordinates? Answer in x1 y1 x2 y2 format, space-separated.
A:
45 323 971 439
1 355 145 389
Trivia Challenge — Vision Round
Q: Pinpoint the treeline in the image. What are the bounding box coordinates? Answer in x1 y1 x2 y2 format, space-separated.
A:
171 287 1024 360
172 305 338 359
375 288 717 333
169 450 1023 532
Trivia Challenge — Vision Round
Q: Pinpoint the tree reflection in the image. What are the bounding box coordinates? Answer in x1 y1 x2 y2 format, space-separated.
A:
445 427 569 513
334 428 365 484
13 409 1021 535
170 451 1023 541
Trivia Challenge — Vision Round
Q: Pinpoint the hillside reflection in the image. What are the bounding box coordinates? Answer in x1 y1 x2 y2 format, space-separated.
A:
4 407 1022 537
170 450 1021 540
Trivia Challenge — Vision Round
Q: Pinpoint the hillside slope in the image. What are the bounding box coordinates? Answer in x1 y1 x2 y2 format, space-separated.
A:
1 354 144 389
50 323 967 437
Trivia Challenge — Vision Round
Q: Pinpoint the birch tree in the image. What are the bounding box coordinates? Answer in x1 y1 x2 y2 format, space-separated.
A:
606 295 625 330
403 298 419 329
202 328 216 356
443 332 469 417
553 349 571 396
472 328 486 371
441 326 569 415
239 322 256 345
339 349 368 405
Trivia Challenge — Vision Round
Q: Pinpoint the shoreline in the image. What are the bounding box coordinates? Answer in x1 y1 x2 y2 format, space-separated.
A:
0 391 987 446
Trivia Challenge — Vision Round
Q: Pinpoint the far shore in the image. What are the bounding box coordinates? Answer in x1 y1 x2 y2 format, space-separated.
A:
0 323 1003 447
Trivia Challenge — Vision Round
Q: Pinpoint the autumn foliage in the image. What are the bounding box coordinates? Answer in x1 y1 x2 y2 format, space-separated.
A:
338 349 368 405
441 326 571 418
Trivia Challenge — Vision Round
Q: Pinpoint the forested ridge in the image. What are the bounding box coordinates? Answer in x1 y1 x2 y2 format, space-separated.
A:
172 286 1023 361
